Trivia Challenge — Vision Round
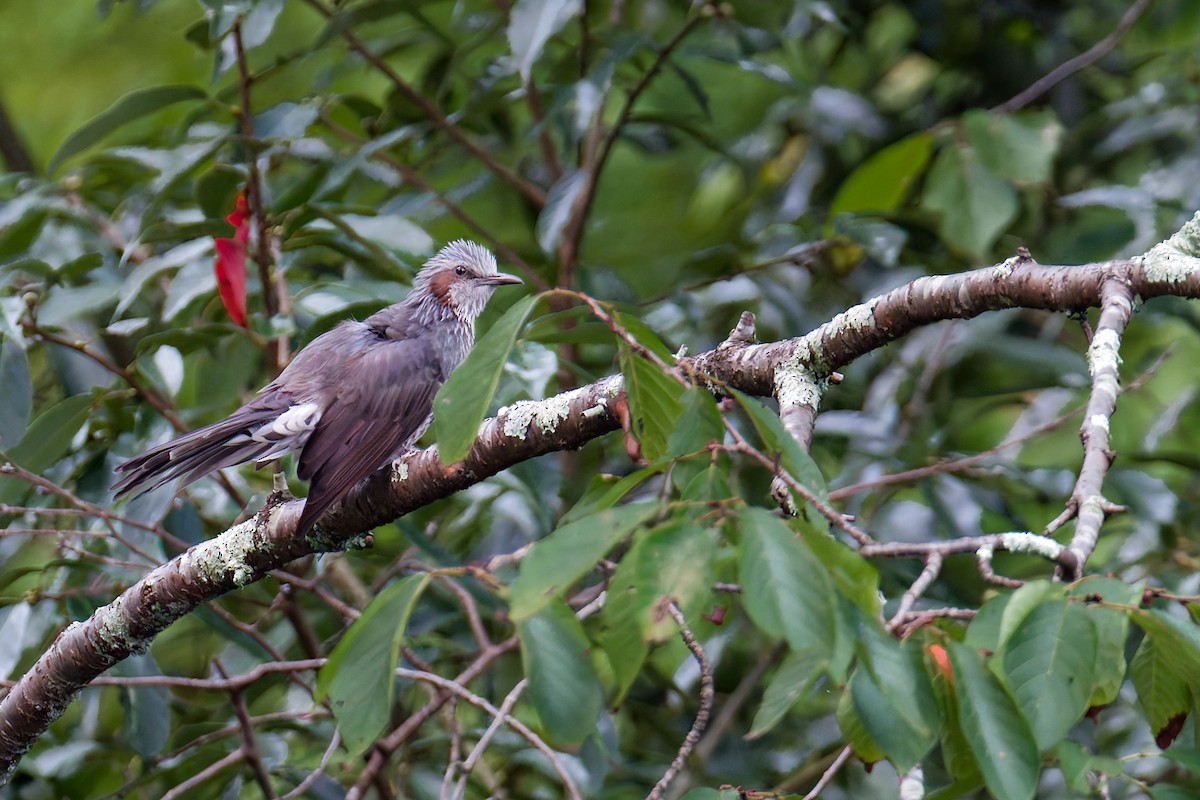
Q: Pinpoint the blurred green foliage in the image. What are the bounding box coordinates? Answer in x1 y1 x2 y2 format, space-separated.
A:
3 0 1200 798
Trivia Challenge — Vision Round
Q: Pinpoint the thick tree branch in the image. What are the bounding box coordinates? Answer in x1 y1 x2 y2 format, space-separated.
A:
6 214 1200 780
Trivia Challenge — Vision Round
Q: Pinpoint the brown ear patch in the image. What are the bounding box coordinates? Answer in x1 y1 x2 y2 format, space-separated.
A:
428 269 456 305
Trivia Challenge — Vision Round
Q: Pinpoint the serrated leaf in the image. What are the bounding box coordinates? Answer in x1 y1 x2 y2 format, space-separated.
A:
1129 627 1193 738
518 599 603 746
1000 600 1097 751
601 518 715 698
316 573 431 756
49 85 208 173
738 507 839 654
434 293 536 464
619 345 685 462
667 386 723 458
948 642 1039 800
920 143 1019 260
509 502 655 621
749 650 826 739
852 625 940 771
829 132 933 220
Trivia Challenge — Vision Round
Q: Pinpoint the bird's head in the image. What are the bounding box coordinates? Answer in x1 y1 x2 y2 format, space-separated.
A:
413 240 522 321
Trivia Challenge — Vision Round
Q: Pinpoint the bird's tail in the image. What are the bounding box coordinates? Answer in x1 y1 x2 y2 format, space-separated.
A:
112 406 283 498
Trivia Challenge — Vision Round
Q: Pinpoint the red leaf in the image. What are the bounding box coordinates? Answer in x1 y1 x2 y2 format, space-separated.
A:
214 191 249 327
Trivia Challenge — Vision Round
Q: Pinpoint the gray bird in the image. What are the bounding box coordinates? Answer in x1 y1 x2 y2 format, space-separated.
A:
114 240 521 536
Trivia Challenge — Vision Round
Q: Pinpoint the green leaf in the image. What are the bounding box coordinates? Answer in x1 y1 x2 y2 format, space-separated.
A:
507 0 582 82
730 389 827 502
601 518 716 698
619 345 686 462
508 502 656 621
829 132 933 220
749 650 826 739
316 573 431 756
948 642 1039 800
1068 577 1140 707
49 85 208 174
560 465 666 524
5 394 93 474
738 507 839 654
434 293 537 464
852 626 940 771
536 170 587 255
994 579 1066 656
1129 625 1193 738
836 686 886 765
0 339 32 449
518 599 603 747
1000 600 1097 751
963 109 1061 184
920 143 1019 260
667 386 724 458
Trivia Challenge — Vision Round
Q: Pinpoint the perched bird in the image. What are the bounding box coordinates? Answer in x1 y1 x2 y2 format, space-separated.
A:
114 240 521 536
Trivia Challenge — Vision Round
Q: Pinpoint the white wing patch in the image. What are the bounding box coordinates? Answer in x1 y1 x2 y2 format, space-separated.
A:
226 402 322 465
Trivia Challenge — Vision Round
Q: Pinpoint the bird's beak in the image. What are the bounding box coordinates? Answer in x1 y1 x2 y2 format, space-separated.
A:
480 272 522 286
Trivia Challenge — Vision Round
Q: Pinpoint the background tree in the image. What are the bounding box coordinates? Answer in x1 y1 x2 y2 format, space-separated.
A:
3 0 1200 798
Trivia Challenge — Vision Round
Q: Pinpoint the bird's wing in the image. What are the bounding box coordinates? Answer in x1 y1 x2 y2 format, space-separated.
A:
294 334 443 536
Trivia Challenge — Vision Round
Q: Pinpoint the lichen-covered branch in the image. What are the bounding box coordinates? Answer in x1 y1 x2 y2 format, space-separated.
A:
1054 273 1136 577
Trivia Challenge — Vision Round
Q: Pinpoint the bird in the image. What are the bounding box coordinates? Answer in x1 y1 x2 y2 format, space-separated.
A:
113 240 521 537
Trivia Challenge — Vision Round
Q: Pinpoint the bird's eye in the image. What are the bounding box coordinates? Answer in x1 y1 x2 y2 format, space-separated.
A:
454 265 467 276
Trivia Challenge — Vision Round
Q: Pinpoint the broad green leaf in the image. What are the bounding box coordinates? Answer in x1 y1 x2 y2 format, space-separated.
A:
852 625 940 771
1000 600 1097 751
49 85 208 173
994 579 1066 656
800 523 879 616
920 143 1019 260
1069 577 1140 706
679 790 742 800
0 339 31 449
667 386 724 458
5 394 92 473
1129 626 1193 738
509 502 655 621
731 389 827 502
963 109 1062 184
507 0 582 81
601 518 716 697
434 293 537 464
619 345 686 462
316 573 431 756
829 132 933 220
518 599 603 747
738 507 839 654
116 654 170 759
749 650 826 739
560 465 665 524
948 642 1039 800
836 686 886 765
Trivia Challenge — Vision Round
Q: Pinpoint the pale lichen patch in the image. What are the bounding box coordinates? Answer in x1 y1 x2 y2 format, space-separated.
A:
1144 213 1200 283
774 356 825 410
998 531 1064 560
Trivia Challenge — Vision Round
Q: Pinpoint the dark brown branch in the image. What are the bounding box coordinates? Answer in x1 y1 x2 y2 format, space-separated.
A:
993 0 1155 114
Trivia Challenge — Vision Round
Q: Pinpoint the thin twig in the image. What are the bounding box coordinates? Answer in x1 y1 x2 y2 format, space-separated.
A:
994 0 1155 113
280 729 341 800
395 667 582 800
453 679 528 800
801 745 853 800
646 601 713 800
216 660 279 800
160 747 247 800
303 0 546 207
